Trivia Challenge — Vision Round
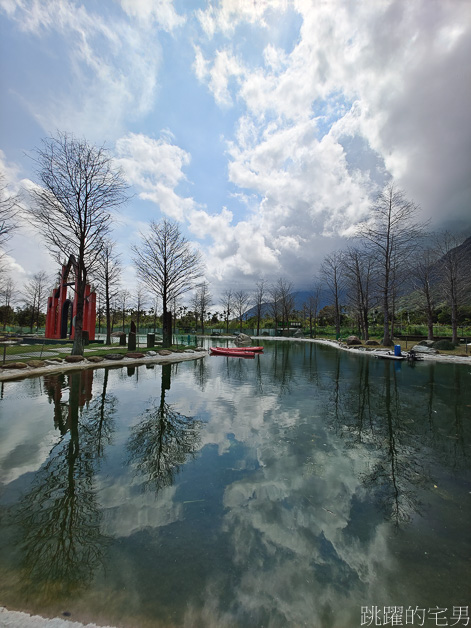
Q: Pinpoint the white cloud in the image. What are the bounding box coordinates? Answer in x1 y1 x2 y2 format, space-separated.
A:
115 132 196 221
1 0 161 141
188 0 471 288
119 0 184 31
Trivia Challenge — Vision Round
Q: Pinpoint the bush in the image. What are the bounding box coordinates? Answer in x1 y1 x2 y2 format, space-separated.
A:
432 339 456 350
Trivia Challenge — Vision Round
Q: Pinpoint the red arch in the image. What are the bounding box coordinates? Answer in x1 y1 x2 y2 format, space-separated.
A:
45 256 96 340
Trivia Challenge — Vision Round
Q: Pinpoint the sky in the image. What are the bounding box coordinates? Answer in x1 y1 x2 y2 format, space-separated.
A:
1 0 470 306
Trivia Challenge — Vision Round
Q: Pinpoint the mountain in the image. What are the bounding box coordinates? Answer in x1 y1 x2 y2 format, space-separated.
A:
243 291 329 320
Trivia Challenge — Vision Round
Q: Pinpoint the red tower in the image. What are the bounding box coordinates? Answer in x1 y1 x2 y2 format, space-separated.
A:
45 256 96 341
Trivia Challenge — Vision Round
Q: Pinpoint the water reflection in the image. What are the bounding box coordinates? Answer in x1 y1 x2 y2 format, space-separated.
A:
127 364 202 492
0 343 469 627
13 370 116 601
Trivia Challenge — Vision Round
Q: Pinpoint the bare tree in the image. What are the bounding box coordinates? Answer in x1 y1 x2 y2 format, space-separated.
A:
0 173 20 250
410 244 440 341
320 252 344 337
356 184 424 346
118 289 131 333
194 282 212 336
28 132 129 355
23 270 50 332
220 289 234 334
233 289 250 332
436 233 471 344
0 276 14 330
276 277 295 333
268 282 281 333
94 241 121 345
132 219 204 347
341 247 375 340
304 282 321 337
253 279 266 336
133 283 148 334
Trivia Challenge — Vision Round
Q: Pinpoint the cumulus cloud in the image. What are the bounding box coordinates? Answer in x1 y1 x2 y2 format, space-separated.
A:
115 132 196 221
0 0 162 141
190 0 471 287
119 0 184 31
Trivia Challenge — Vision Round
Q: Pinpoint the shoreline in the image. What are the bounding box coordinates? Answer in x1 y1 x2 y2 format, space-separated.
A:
0 350 207 382
247 335 471 365
1 335 470 382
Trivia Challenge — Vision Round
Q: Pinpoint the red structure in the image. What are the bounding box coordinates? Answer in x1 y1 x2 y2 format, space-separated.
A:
45 256 96 340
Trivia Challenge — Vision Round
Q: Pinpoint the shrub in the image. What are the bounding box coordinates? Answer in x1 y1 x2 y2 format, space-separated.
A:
432 339 456 350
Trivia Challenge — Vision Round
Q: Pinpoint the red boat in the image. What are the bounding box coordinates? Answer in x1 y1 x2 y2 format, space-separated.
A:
215 346 264 352
210 347 255 358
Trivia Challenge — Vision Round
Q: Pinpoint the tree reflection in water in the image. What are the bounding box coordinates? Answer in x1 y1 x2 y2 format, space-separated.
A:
14 369 116 602
327 357 433 525
127 364 202 492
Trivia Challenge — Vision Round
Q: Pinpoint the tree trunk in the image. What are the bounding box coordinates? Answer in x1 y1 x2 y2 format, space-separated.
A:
72 262 85 356
105 279 111 346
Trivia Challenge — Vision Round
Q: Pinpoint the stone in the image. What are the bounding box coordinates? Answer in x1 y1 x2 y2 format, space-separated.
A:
2 362 28 369
126 352 145 359
158 350 172 356
106 353 125 360
128 332 137 351
184 349 194 353
45 358 63 364
87 356 104 363
26 360 46 368
293 329 304 338
365 340 379 346
346 335 362 346
411 344 438 354
236 333 251 342
418 340 435 347
147 351 157 356
65 355 85 363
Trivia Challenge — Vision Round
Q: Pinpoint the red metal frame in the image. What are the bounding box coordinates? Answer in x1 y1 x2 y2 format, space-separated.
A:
45 256 96 340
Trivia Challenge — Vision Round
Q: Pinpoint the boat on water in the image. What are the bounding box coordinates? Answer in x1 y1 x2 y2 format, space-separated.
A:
210 347 256 358
215 346 264 353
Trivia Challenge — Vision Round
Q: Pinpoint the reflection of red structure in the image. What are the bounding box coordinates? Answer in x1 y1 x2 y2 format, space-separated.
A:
45 256 96 340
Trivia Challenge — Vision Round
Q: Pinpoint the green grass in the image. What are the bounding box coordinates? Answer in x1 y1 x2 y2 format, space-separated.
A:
2 343 201 364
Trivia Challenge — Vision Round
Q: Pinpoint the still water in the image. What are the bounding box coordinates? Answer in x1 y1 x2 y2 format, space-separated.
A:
0 341 469 627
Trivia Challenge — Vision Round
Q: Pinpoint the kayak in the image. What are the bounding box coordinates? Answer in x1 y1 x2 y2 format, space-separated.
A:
210 347 255 358
215 346 264 352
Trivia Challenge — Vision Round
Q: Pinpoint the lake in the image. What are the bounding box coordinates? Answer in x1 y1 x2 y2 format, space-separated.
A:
0 340 470 627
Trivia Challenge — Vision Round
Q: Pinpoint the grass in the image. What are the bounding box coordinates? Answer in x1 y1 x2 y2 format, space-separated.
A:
1 343 201 364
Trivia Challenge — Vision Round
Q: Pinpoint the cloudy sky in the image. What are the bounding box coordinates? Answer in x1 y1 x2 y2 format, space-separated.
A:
1 0 470 301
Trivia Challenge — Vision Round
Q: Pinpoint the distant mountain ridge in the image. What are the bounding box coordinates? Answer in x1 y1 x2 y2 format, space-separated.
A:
242 235 471 320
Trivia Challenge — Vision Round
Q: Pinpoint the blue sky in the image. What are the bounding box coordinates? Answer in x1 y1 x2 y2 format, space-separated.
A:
1 0 470 304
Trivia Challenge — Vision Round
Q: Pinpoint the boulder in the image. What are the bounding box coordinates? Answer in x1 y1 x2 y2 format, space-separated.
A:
158 350 173 356
2 362 28 369
411 344 438 354
126 352 145 359
293 329 304 338
26 360 46 368
65 355 85 363
147 351 157 356
418 339 435 347
365 339 379 346
87 356 104 363
106 353 125 360
235 333 251 343
184 349 195 353
45 358 63 364
346 335 362 346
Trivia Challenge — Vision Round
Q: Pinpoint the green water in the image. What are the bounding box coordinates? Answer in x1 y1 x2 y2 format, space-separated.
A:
0 341 469 627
